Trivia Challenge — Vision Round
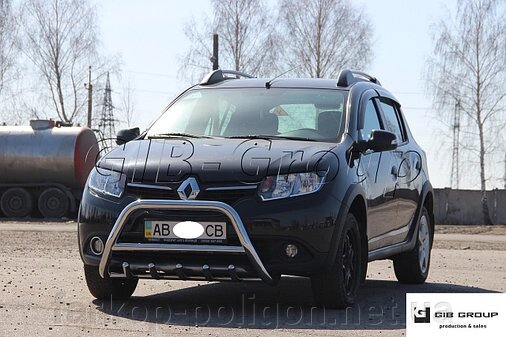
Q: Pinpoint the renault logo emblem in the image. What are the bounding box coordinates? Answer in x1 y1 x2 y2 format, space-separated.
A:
177 177 200 200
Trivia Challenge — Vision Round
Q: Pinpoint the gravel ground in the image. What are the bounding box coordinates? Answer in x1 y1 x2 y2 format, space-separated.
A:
0 221 504 337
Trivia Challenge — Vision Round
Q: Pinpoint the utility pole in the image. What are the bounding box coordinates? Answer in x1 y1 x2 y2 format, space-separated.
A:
85 66 93 128
450 98 461 189
211 33 219 70
504 153 506 189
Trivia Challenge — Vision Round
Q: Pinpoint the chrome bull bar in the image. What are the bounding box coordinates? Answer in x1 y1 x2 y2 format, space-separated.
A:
98 199 273 284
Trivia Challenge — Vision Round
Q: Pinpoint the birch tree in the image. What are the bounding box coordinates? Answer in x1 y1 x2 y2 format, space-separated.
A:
279 0 373 78
19 0 102 123
180 0 280 83
0 0 17 98
426 0 506 225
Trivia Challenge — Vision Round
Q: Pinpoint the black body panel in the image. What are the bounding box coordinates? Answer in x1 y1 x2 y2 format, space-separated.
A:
78 75 433 281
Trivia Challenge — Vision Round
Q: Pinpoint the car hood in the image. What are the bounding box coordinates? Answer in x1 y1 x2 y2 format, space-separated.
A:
97 137 339 185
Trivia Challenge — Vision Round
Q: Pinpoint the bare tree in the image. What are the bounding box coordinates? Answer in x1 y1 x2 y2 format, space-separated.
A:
0 0 18 98
119 80 136 128
279 0 373 78
180 0 280 83
426 0 506 225
19 0 102 123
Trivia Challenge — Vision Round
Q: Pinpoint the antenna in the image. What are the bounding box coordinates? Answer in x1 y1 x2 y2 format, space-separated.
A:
450 98 461 189
265 65 300 89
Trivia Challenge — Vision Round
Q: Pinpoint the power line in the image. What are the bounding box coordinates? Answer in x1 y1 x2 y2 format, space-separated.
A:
391 91 427 96
121 88 176 95
124 69 177 78
403 106 435 110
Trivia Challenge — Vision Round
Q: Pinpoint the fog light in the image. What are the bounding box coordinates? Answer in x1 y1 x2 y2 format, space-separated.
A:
90 236 104 256
285 244 298 258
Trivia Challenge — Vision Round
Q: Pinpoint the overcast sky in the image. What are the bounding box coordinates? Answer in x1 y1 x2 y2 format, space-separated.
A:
94 0 504 190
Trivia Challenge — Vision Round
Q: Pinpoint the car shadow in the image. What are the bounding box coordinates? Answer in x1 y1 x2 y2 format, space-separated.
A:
93 277 498 330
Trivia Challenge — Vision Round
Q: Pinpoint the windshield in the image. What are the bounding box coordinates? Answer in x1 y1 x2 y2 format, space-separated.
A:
146 88 347 142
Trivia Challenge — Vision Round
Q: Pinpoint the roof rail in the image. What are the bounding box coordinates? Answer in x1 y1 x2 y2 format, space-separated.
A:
200 69 255 85
336 69 381 87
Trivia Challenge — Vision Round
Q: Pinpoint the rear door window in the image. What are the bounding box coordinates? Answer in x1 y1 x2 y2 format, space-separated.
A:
379 100 406 143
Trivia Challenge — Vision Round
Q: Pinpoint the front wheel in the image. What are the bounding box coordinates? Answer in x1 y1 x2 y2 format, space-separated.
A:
393 207 432 283
311 213 362 309
84 265 138 300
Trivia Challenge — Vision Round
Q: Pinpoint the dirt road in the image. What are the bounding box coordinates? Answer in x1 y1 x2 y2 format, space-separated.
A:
0 221 504 336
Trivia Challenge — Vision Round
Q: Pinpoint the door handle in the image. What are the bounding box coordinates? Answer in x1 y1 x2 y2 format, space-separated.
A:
391 166 398 178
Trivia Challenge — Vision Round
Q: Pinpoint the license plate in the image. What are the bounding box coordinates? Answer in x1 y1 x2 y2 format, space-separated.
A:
144 220 227 243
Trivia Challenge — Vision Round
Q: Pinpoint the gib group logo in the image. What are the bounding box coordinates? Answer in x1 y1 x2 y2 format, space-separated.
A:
406 293 506 336
413 305 430 323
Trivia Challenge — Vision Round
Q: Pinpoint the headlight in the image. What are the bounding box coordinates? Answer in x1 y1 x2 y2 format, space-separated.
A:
259 172 324 200
88 168 126 198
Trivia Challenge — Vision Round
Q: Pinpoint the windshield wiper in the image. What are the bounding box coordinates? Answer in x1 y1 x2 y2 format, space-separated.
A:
226 134 316 141
148 132 213 139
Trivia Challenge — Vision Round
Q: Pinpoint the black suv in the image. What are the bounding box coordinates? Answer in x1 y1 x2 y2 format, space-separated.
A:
78 69 434 308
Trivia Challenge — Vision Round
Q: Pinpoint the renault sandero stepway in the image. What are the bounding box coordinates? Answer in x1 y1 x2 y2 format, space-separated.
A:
78 69 434 308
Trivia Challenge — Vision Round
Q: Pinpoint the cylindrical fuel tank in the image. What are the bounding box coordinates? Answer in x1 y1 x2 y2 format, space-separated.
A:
0 120 99 189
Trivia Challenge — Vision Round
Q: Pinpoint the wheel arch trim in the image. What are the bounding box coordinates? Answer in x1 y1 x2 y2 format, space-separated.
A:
324 183 367 270
368 180 434 261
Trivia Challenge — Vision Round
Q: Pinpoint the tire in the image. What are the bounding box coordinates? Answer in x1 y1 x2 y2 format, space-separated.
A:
311 213 362 309
38 188 69 218
84 265 138 300
393 207 432 284
0 187 33 218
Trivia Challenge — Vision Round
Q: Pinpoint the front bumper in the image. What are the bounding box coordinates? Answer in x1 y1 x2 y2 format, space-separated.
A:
79 181 342 281
98 199 274 284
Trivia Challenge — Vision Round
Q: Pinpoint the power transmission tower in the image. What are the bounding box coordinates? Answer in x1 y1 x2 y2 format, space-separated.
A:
450 99 461 189
85 66 93 128
98 72 116 149
0 0 11 11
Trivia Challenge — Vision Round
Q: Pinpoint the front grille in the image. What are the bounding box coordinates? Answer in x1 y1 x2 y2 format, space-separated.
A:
126 185 178 199
126 184 257 205
198 188 257 205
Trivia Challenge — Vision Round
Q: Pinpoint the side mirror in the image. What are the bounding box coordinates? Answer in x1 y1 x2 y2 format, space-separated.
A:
367 129 398 152
116 127 140 145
